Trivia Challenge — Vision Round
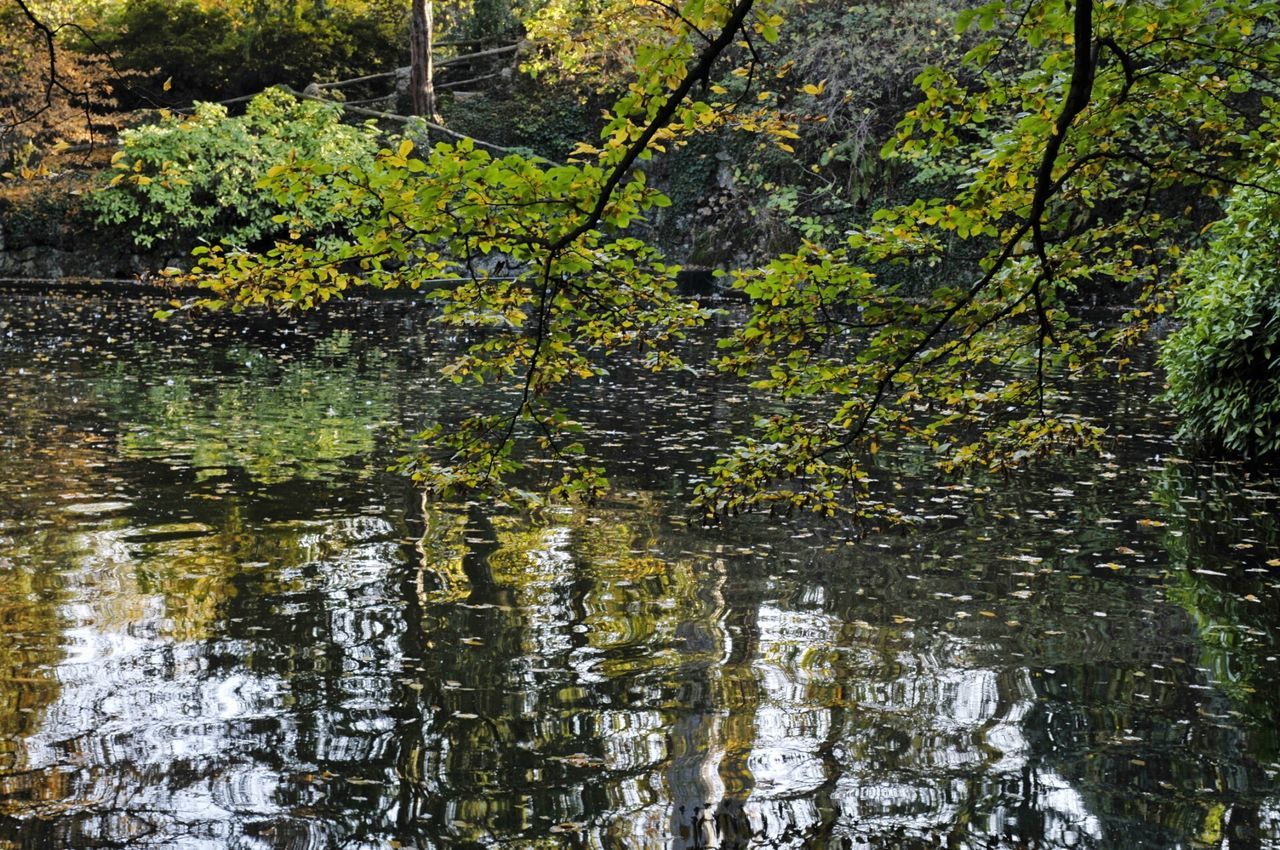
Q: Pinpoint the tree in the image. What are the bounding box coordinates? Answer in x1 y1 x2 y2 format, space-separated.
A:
77 0 405 104
410 0 439 120
519 0 703 89
698 0 1280 516
1 0 127 170
184 0 1278 519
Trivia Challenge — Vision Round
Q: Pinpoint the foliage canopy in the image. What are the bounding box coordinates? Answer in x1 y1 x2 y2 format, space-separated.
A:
0 0 128 171
176 0 1279 519
83 0 405 102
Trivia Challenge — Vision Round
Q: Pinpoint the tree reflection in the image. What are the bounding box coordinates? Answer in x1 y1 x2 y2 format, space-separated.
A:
1 295 1278 849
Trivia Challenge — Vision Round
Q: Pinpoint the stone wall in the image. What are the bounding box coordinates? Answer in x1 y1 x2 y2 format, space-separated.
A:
0 181 152 280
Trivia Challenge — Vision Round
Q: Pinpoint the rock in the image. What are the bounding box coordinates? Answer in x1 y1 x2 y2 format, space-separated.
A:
715 150 735 191
395 65 412 96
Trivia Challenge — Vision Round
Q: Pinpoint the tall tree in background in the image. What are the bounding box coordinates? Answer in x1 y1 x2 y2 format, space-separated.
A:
410 0 438 120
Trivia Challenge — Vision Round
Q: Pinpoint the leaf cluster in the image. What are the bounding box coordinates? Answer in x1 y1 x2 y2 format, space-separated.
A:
1160 159 1280 461
88 88 383 250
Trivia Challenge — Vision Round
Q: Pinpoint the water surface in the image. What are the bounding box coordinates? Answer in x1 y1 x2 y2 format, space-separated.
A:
1 293 1277 849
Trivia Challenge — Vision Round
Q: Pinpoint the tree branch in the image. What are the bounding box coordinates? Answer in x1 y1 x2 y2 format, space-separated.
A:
549 0 756 252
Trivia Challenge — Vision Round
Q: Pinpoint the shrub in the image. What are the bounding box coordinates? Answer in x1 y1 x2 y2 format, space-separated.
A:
1159 171 1280 461
88 88 383 250
85 0 239 102
86 0 404 103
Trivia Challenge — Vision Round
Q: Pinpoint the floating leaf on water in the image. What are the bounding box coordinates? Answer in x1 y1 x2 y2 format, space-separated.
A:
550 822 588 834
552 753 605 768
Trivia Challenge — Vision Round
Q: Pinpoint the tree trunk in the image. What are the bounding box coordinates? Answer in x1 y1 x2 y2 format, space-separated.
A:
410 0 438 121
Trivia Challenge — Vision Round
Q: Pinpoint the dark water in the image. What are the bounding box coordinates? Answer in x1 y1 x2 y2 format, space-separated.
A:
0 293 1277 849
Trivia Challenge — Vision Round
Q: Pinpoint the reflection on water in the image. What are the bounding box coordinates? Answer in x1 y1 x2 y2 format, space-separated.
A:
1 293 1278 849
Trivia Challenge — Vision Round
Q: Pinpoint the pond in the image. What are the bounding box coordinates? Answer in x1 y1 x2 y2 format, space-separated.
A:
0 292 1277 849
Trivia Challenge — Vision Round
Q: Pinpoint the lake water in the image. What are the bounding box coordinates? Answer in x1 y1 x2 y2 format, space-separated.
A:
0 293 1277 849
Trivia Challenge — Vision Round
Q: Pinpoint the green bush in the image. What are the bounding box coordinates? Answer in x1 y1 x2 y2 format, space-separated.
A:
88 88 383 250
1159 172 1280 461
86 0 404 103
84 0 238 101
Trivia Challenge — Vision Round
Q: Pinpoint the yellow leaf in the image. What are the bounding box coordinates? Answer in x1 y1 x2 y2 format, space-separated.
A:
801 80 827 96
398 138 414 158
163 76 172 92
